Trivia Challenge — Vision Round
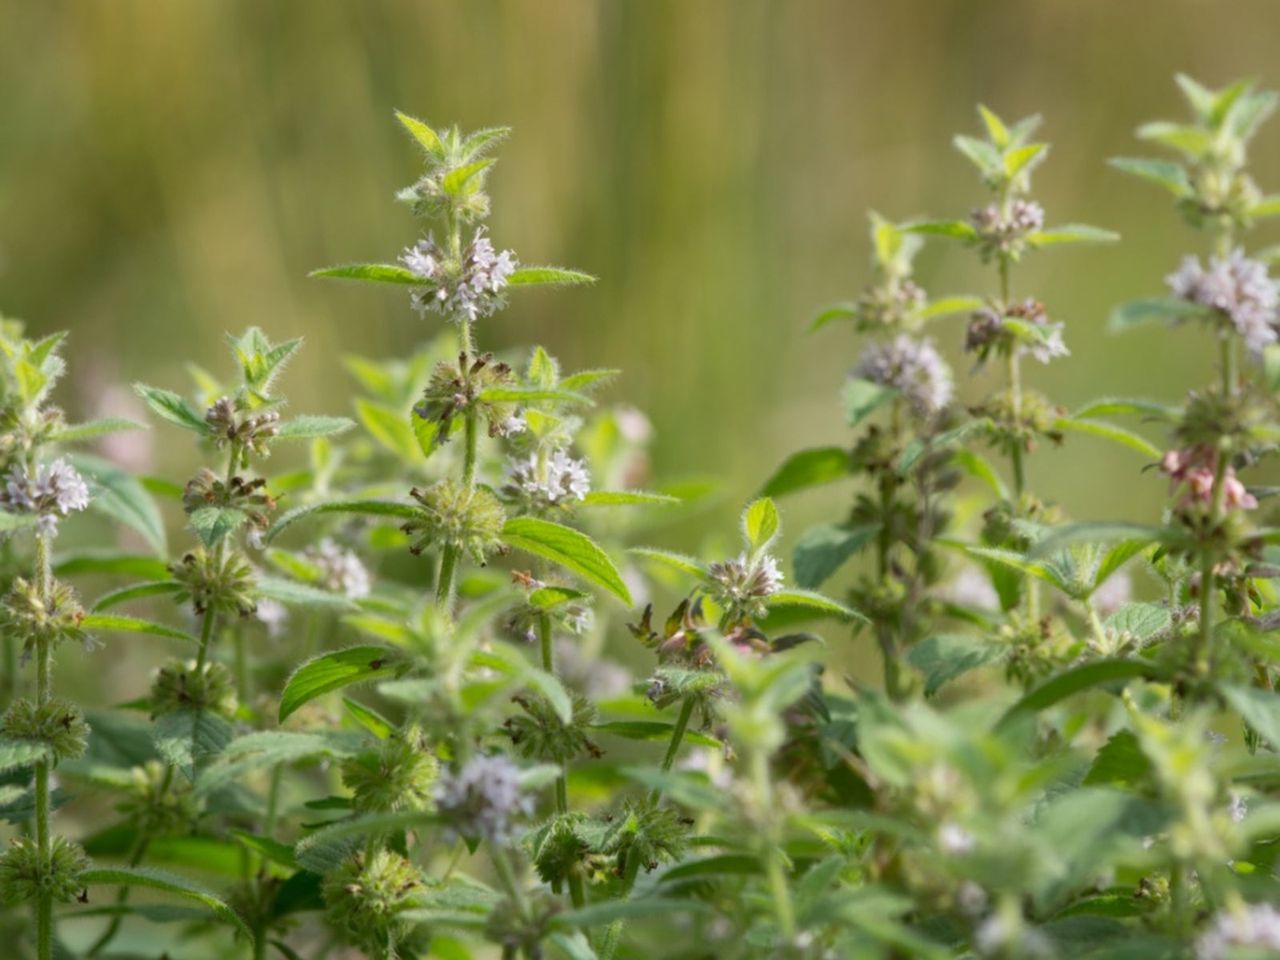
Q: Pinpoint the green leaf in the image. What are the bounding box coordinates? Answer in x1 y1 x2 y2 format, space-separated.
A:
629 547 709 580
258 576 356 610
918 295 985 321
0 738 51 773
1107 157 1192 197
843 377 896 427
90 580 183 612
1221 685 1280 750
590 721 719 748
343 697 393 739
55 551 170 579
977 104 1010 146
72 454 168 555
557 368 619 392
266 498 419 543
767 588 864 622
902 219 979 240
441 158 495 195
52 417 147 444
133 384 208 434
81 866 252 941
963 545 1064 590
741 498 781 555
81 614 194 643
759 447 849 498
1108 296 1213 332
232 831 298 870
808 302 858 332
0 511 37 534
792 523 878 589
907 634 1005 697
1137 121 1214 157
952 135 1003 176
279 646 406 721
1082 729 1152 788
1071 397 1179 421
394 109 442 155
1250 194 1280 220
309 263 421 285
1053 417 1161 459
507 267 596 287
1029 522 1169 558
579 490 679 507
996 660 1153 731
1004 142 1048 178
1104 603 1170 645
476 386 591 406
1026 224 1120 247
1094 540 1153 589
199 730 364 794
275 416 355 440
153 709 235 780
188 505 247 547
501 517 632 605
356 398 421 462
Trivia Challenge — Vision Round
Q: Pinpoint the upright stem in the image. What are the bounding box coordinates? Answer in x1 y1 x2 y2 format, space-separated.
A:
32 532 53 960
194 606 217 673
751 750 795 942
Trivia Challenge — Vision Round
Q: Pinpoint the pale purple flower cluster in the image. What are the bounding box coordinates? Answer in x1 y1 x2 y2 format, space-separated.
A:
708 552 784 619
433 754 533 844
965 300 1068 367
854 335 954 418
255 598 289 638
503 449 591 510
969 199 1045 256
1 458 91 535
401 229 517 322
1196 903 1280 960
1167 249 1279 355
304 538 371 599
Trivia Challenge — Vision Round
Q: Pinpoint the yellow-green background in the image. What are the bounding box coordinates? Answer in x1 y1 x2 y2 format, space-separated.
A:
3 0 1280 547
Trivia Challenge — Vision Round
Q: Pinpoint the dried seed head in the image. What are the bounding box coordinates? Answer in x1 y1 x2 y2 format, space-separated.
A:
0 835 88 906
322 850 425 955
1 697 89 763
341 724 438 814
170 545 259 617
1 577 89 661
403 479 507 563
150 658 238 718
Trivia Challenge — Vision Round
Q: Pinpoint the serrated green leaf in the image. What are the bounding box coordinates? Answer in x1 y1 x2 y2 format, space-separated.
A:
309 263 421 284
759 447 848 499
1071 397 1179 421
1082 729 1152 788
52 417 147 444
81 614 194 643
579 490 680 508
266 499 419 543
279 647 405 721
258 576 356 610
394 109 442 155
507 267 596 287
133 384 208 434
82 866 253 940
90 580 184 612
1108 157 1192 197
501 517 631 605
1053 417 1161 459
792 523 878 589
1029 522 1169 558
628 547 709 580
199 730 364 794
907 634 1005 697
442 158 495 195
188 505 247 547
1026 224 1120 247
0 738 51 774
995 660 1153 730
742 498 780 555
476 386 591 405
767 588 864 622
275 416 355 441
153 709 235 781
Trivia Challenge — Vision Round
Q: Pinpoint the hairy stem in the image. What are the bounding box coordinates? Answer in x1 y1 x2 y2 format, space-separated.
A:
33 532 53 960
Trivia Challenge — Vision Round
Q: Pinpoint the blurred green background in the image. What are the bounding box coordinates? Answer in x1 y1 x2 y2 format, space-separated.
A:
3 0 1280 545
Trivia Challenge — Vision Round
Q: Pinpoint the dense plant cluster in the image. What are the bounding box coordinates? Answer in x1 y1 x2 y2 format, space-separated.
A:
1 77 1280 960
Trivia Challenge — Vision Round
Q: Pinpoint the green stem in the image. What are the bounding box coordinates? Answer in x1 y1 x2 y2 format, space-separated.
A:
32 533 52 960
489 843 530 924
194 606 217 673
751 750 795 942
434 546 459 610
659 696 694 775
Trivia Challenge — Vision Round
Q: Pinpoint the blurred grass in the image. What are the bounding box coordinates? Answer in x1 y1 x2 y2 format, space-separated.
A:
3 0 1280 552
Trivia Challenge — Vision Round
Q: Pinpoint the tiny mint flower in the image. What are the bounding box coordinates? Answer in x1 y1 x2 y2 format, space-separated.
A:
503 448 591 512
938 566 999 612
1092 570 1132 617
969 199 1044 262
0 457 91 535
0 835 89 906
1160 446 1258 511
708 551 783 621
434 754 533 845
854 334 954 419
937 822 975 855
1166 248 1279 355
205 396 281 459
255 597 288 637
400 228 517 322
966 299 1067 367
1196 903 1280 960
415 351 521 443
305 538 372 599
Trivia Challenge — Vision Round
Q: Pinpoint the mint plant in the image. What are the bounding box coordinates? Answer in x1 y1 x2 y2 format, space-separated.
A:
2 79 1280 960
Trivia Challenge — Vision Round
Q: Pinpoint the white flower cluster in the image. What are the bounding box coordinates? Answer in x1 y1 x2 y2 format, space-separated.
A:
433 754 533 844
401 229 517 322
0 458 91 535
504 449 591 511
708 551 784 619
304 538 371 599
1167 248 1280 355
1196 903 1280 960
854 334 954 418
